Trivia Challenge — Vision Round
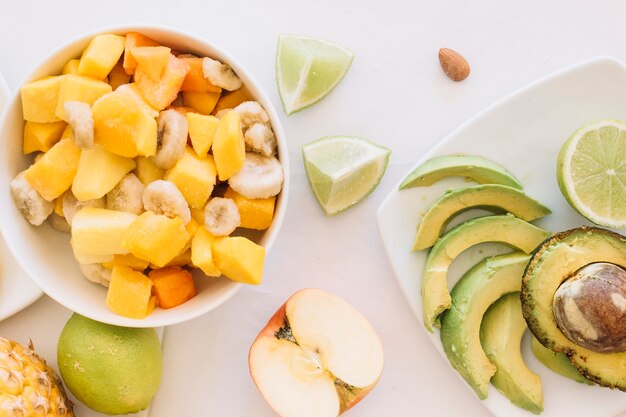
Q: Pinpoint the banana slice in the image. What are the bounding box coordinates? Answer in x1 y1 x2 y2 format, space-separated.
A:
202 57 243 91
49 213 71 233
79 263 111 287
106 173 145 215
64 101 94 149
233 101 270 130
245 123 277 157
204 197 240 236
229 153 284 199
152 110 188 169
10 171 54 226
143 180 191 224
62 191 105 226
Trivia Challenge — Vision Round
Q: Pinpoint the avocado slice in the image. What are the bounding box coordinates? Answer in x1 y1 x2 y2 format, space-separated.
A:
422 214 550 331
521 227 626 390
399 154 523 190
440 252 530 399
481 292 543 414
413 184 551 250
530 335 592 385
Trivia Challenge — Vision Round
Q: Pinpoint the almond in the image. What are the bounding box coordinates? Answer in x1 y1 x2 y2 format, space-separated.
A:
438 48 470 82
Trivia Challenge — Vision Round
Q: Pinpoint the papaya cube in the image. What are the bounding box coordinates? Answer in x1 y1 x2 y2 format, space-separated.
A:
191 227 221 277
24 138 81 201
179 56 222 93
186 113 219 158
115 83 159 118
106 265 154 319
224 187 275 230
131 46 171 80
62 59 80 75
123 32 160 75
123 211 190 267
134 156 164 185
149 266 196 309
212 111 245 180
183 91 220 115
71 208 137 264
72 147 136 201
55 75 112 121
20 76 64 122
101 253 150 271
135 55 189 110
92 91 157 157
78 34 126 80
212 86 254 115
23 121 66 154
165 148 217 209
212 236 265 285
108 60 131 90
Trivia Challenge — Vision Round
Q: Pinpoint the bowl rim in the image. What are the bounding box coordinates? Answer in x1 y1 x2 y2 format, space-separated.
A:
0 24 290 327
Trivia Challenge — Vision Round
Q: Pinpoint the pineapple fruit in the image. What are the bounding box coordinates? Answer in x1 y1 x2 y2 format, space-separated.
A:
72 147 136 201
24 138 81 201
55 75 112 120
212 110 245 180
134 156 165 185
22 120 66 153
186 112 219 157
20 76 64 122
213 236 265 284
106 265 155 319
164 147 217 209
78 34 126 80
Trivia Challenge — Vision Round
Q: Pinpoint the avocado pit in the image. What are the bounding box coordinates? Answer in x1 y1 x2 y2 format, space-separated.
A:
553 262 626 353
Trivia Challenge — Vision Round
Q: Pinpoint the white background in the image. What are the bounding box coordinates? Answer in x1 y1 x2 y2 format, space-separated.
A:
1 1 626 416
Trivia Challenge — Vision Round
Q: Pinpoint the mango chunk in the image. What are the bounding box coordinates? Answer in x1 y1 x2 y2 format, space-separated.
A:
55 75 112 120
78 34 126 80
212 111 245 180
24 138 81 201
131 46 171 80
72 147 136 201
62 59 80 75
108 60 131 90
135 55 189 110
71 208 137 264
123 211 190 267
102 253 150 271
212 236 265 284
115 83 159 118
92 91 157 157
149 266 196 309
106 265 154 319
191 227 221 277
179 56 222 93
134 156 165 185
53 196 64 217
212 86 253 115
183 91 220 115
190 207 205 224
186 113 219 157
224 187 275 230
23 121 66 154
150 249 192 269
123 32 160 75
165 148 216 209
20 76 64 122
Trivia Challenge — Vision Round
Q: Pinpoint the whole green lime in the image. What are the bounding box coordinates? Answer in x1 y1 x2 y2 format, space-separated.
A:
57 313 163 415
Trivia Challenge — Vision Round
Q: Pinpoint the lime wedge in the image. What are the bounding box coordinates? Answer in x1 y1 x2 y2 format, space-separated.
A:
303 137 390 215
557 119 626 228
276 35 354 115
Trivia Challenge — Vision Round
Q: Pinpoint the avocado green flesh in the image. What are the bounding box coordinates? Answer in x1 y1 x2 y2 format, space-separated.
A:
530 336 592 385
400 155 523 190
413 184 551 250
422 214 550 331
481 293 543 415
440 252 530 399
521 227 626 390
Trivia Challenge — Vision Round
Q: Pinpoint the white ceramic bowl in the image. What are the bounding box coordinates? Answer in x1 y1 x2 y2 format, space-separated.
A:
0 26 289 327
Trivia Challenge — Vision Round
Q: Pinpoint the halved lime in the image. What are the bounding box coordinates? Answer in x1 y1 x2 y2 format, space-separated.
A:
303 137 390 215
557 119 626 228
276 35 354 115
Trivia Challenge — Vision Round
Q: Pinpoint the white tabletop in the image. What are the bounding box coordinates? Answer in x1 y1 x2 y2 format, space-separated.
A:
2 1 626 416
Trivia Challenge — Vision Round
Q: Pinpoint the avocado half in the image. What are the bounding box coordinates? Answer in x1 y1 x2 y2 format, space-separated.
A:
530 336 592 385
521 227 626 389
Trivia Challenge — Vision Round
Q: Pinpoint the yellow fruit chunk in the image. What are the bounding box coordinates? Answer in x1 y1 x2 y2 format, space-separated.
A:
186 113 219 158
23 121 66 154
71 208 137 264
212 111 245 180
165 148 216 209
92 91 157 157
108 60 131 90
24 138 81 201
135 55 189 110
115 83 159 118
102 253 150 271
134 156 164 185
72 147 136 201
78 34 126 80
60 125 73 140
55 75 112 121
150 249 192 269
53 196 64 217
190 207 204 224
123 211 190 268
131 46 171 80
106 266 154 319
212 86 253 115
183 91 220 115
20 76 64 122
62 59 80 75
191 227 221 277
224 187 275 230
212 236 265 284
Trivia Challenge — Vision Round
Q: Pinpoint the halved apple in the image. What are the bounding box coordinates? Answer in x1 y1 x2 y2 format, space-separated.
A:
249 289 384 417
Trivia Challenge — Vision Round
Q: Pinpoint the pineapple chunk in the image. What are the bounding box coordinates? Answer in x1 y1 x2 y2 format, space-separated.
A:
106 266 154 319
22 121 66 154
92 91 157 157
165 148 217 208
224 187 275 230
186 113 219 158
78 34 126 80
131 46 171 80
71 208 137 264
24 138 81 201
212 86 253 115
20 76 64 122
150 249 192 269
134 55 189 110
72 147 136 201
179 56 222 92
115 83 159 118
190 207 205 224
55 75 112 120
191 227 221 277
212 236 265 285
134 156 165 185
123 32 160 75
101 253 150 271
62 59 80 75
107 60 131 90
123 211 190 267
212 111 245 180
183 91 220 115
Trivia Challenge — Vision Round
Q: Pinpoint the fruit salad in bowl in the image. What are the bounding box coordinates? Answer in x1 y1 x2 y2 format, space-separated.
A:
0 26 289 327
